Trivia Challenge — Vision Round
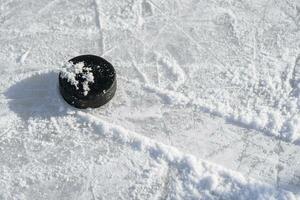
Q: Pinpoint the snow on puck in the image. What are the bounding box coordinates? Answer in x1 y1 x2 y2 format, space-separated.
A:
59 55 116 109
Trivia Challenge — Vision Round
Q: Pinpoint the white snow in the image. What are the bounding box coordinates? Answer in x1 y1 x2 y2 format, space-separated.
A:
0 0 300 199
60 61 94 96
78 111 297 199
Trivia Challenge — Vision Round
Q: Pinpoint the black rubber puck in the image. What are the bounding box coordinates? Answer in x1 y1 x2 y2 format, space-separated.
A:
59 55 116 109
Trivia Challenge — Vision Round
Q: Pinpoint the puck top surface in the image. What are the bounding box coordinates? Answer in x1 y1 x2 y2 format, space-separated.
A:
59 55 116 108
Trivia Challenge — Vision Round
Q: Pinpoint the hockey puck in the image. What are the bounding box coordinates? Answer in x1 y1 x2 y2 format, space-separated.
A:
59 55 116 109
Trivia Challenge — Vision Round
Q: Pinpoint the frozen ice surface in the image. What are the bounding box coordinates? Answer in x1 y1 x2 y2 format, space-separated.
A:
0 0 300 199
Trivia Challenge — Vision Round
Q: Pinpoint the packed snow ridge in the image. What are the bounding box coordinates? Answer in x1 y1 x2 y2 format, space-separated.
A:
60 62 94 96
78 111 297 200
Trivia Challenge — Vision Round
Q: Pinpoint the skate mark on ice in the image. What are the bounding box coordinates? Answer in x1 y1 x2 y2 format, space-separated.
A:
158 166 172 200
290 55 300 97
147 23 168 50
147 0 231 75
37 0 62 16
119 76 189 105
93 0 104 54
128 52 150 84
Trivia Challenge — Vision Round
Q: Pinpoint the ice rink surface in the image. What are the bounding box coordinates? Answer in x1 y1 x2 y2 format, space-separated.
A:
0 0 300 199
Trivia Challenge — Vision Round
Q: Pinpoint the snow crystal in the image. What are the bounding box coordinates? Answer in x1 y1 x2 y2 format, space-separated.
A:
60 61 94 96
81 68 94 96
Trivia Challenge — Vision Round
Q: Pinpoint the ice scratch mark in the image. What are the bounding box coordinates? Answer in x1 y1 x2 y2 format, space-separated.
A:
158 166 172 200
101 45 117 57
275 140 284 188
128 53 149 84
236 132 250 171
156 58 161 87
50 117 62 135
88 160 96 200
251 29 258 82
205 138 243 159
147 0 232 75
119 75 189 105
37 0 61 15
93 0 104 55
147 23 168 50
290 55 300 97
134 63 149 83
173 22 230 73
0 127 11 140
18 49 31 64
